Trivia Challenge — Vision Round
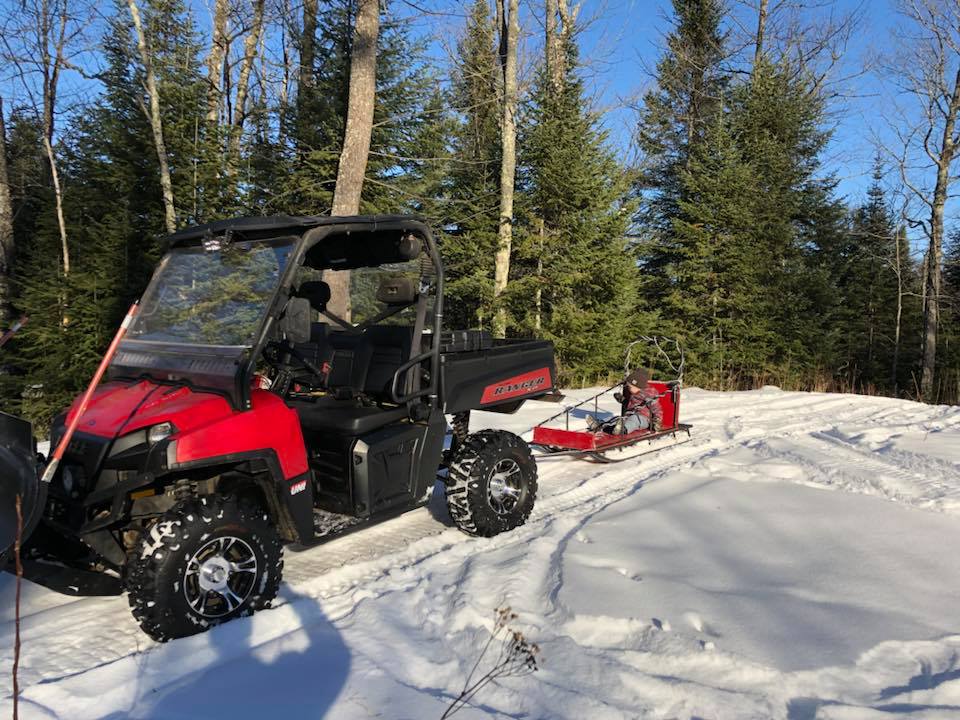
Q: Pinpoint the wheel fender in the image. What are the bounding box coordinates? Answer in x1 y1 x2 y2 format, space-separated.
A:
163 451 314 545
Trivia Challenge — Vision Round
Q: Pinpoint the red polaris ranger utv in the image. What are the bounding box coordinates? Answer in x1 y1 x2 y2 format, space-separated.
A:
0 215 555 640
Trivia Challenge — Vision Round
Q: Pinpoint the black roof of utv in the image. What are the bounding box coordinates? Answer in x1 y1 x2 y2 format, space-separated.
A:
166 214 432 248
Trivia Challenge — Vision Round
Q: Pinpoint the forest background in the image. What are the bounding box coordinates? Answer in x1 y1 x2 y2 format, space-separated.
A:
2 0 960 426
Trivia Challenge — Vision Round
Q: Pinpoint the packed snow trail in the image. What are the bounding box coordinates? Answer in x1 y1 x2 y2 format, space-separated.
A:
2 387 959 719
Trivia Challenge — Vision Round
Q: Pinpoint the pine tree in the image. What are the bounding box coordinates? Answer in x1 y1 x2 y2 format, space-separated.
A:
441 0 502 330
668 112 770 385
636 0 727 294
656 55 850 389
519 39 648 382
731 59 849 386
833 160 902 389
940 234 960 402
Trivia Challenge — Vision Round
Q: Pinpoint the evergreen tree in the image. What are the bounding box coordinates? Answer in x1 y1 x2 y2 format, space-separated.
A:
668 112 771 385
519 39 649 382
440 0 501 330
940 233 960 402
833 160 902 389
659 56 850 389
636 0 727 295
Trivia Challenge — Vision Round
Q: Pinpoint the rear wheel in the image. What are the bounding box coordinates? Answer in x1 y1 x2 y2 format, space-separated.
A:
445 430 537 537
125 495 282 642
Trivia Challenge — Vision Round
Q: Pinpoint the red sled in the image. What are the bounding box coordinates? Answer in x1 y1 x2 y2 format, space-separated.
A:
531 341 692 463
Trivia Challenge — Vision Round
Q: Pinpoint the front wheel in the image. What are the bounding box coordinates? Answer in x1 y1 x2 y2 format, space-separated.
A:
125 495 283 642
445 430 538 537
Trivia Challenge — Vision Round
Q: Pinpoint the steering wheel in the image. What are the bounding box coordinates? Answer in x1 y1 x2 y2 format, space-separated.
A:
264 339 327 385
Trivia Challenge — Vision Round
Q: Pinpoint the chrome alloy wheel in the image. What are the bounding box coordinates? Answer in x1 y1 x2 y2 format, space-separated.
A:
486 458 523 515
183 535 258 618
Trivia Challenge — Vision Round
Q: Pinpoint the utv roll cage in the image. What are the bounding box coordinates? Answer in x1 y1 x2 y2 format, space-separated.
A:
111 214 444 412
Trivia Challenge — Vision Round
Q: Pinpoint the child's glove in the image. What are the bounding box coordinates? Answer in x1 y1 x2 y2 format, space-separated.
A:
613 391 623 403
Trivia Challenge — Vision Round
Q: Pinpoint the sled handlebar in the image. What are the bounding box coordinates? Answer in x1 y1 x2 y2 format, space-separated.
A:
41 302 139 484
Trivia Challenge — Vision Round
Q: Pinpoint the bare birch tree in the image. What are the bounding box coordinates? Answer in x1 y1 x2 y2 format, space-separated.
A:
545 0 578 92
128 0 177 234
886 0 960 400
227 0 266 167
0 0 77 276
0 98 13 322
206 0 230 125
492 0 519 339
297 0 318 141
733 0 864 98
328 0 381 319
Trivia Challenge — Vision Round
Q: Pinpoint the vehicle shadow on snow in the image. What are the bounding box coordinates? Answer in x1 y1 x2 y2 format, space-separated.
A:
105 586 351 720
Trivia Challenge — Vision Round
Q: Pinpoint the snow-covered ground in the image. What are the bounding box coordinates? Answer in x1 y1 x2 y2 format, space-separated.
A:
2 387 960 719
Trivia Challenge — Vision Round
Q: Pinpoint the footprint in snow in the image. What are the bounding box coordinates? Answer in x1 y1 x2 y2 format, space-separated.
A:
683 611 721 638
724 416 744 439
614 567 642 582
574 531 591 544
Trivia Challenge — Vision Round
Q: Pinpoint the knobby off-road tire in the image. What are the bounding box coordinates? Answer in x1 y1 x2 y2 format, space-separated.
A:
446 430 538 537
125 495 283 642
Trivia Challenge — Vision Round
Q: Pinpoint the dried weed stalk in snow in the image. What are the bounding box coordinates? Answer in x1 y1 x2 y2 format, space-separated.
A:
12 494 23 720
442 607 540 719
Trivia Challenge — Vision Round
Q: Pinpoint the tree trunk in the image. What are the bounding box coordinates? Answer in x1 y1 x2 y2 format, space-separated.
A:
891 228 904 393
545 0 560 93
278 0 293 147
556 0 576 42
0 98 14 323
754 0 769 67
298 0 318 136
39 0 70 277
228 0 266 167
920 66 960 400
534 218 544 334
492 0 519 339
42 134 69 275
328 0 380 319
129 0 177 234
206 0 229 125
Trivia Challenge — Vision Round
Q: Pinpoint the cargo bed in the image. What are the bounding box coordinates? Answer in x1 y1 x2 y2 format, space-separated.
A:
438 331 556 415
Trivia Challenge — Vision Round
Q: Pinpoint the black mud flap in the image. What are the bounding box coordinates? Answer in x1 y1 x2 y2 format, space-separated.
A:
0 411 44 561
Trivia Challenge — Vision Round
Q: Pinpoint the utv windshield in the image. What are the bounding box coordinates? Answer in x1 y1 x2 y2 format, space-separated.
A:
128 238 295 346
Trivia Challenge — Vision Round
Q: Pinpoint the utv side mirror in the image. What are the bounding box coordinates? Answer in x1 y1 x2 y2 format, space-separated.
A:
281 297 312 344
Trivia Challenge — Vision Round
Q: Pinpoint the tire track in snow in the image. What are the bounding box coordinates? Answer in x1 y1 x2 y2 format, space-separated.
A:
750 431 960 513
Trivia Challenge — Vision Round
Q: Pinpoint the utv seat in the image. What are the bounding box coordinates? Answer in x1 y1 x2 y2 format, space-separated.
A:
363 325 415 400
290 397 408 435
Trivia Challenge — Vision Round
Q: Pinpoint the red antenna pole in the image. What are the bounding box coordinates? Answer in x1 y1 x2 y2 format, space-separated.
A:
41 302 139 484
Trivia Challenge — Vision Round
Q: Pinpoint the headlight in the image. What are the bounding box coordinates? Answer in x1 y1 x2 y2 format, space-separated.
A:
147 422 177 445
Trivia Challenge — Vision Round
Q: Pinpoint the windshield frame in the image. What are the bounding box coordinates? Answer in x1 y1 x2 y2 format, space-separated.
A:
109 234 302 408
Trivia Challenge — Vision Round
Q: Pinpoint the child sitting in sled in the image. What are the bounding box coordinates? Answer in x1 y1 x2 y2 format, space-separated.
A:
586 369 663 435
